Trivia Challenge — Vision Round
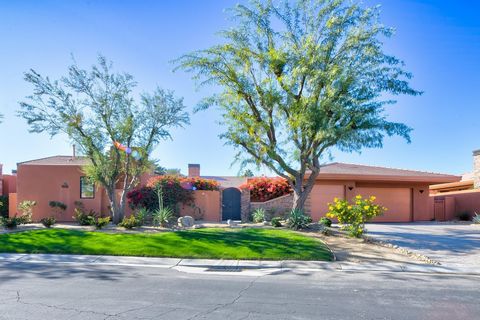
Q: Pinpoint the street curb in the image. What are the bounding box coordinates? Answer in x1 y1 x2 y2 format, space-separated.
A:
0 253 478 276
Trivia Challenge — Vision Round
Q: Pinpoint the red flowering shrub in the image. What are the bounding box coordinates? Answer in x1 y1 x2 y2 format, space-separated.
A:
182 177 220 191
241 177 292 202
127 175 219 213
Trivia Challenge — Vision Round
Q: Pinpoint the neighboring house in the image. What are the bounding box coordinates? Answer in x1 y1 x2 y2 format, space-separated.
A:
9 155 151 221
429 150 480 220
0 164 16 197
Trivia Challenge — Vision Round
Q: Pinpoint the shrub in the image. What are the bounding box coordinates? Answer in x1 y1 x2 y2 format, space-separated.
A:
271 217 282 227
455 211 471 221
0 195 9 218
49 201 67 217
252 208 266 223
181 177 220 191
119 215 138 229
0 216 23 229
73 202 97 226
326 195 385 238
133 207 150 227
17 200 37 223
95 217 111 229
40 216 56 228
153 207 174 227
240 177 292 202
473 212 480 224
319 217 332 227
128 175 195 213
287 209 312 230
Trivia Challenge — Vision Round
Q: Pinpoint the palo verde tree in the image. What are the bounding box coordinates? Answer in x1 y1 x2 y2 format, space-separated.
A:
19 56 190 223
176 0 421 211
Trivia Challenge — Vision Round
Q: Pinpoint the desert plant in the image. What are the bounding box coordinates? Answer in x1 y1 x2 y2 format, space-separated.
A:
119 215 139 229
153 207 174 227
252 208 266 223
0 215 27 229
133 207 150 227
0 195 9 218
40 216 56 228
455 211 471 221
319 217 332 227
326 195 385 237
17 200 37 223
271 217 282 227
287 209 312 230
473 212 480 224
94 217 111 229
73 202 97 226
49 201 67 218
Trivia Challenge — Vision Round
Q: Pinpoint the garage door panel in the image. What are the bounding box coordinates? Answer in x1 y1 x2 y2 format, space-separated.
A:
310 184 345 221
355 187 411 222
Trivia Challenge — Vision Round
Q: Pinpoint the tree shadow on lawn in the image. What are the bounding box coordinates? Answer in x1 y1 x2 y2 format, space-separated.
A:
170 229 333 260
0 228 333 261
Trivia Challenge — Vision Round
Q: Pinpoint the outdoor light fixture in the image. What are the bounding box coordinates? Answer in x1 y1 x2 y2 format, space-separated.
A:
61 182 69 188
348 186 354 191
419 189 424 194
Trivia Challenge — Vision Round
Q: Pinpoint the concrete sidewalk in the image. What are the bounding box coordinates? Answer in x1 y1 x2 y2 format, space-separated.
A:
0 253 478 276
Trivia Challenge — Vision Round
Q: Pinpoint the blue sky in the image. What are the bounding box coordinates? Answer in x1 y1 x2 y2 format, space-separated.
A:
0 0 479 177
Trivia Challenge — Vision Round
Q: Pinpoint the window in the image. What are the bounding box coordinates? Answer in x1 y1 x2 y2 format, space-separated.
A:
80 176 95 199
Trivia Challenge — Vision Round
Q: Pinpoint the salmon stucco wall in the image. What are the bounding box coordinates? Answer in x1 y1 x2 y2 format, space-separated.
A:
430 189 480 221
2 175 17 195
17 164 103 221
179 190 221 222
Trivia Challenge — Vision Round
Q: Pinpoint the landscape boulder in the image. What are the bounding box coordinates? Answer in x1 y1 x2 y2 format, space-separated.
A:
178 216 195 228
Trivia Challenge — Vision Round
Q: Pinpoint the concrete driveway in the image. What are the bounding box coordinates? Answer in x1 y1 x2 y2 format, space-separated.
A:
366 223 480 268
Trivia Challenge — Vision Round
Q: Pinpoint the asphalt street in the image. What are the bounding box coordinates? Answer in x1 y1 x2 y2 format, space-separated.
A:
0 261 478 320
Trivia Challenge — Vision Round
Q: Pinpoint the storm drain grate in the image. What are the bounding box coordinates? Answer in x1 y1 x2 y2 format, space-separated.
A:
205 266 242 272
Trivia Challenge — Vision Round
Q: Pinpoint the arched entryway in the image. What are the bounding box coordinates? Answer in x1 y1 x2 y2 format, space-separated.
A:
222 187 241 220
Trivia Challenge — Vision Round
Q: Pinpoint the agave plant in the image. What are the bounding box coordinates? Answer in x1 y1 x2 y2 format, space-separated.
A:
152 185 174 227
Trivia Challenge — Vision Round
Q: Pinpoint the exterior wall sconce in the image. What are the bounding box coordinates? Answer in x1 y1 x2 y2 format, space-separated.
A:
348 186 354 191
419 189 424 194
61 182 69 188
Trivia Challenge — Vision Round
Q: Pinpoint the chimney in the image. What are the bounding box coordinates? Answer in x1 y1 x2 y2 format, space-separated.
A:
473 150 480 188
72 144 76 158
188 164 200 177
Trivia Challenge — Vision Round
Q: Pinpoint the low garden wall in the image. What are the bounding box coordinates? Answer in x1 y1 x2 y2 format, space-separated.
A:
250 193 293 218
179 190 221 222
430 189 480 220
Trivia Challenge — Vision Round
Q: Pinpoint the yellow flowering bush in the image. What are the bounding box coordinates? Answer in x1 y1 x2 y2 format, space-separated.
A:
326 195 385 237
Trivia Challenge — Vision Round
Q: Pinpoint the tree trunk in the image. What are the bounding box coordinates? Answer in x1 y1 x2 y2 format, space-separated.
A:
291 170 320 213
107 188 124 224
292 187 310 211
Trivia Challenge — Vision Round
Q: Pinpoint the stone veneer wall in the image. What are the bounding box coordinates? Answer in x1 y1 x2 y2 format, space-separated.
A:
473 150 480 188
250 193 294 218
240 189 250 222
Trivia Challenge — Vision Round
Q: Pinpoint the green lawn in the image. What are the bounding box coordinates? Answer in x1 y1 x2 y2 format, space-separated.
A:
0 228 332 261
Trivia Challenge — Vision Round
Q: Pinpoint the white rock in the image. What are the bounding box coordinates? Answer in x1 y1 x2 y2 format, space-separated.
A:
178 216 195 228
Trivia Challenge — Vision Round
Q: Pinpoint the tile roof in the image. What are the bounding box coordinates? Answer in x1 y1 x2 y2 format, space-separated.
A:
18 155 91 166
201 176 247 188
315 162 460 182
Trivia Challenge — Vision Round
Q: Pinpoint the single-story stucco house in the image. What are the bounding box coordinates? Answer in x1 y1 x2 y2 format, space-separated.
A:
305 162 460 222
3 156 460 223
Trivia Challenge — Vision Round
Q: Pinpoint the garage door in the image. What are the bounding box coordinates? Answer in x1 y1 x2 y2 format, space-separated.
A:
355 187 412 222
309 184 345 221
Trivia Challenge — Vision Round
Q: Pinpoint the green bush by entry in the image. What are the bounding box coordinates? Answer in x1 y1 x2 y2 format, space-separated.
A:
40 216 57 228
252 208 266 223
319 217 332 227
271 217 282 227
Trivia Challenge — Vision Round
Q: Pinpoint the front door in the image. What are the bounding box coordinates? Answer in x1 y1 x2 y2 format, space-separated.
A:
222 188 241 220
